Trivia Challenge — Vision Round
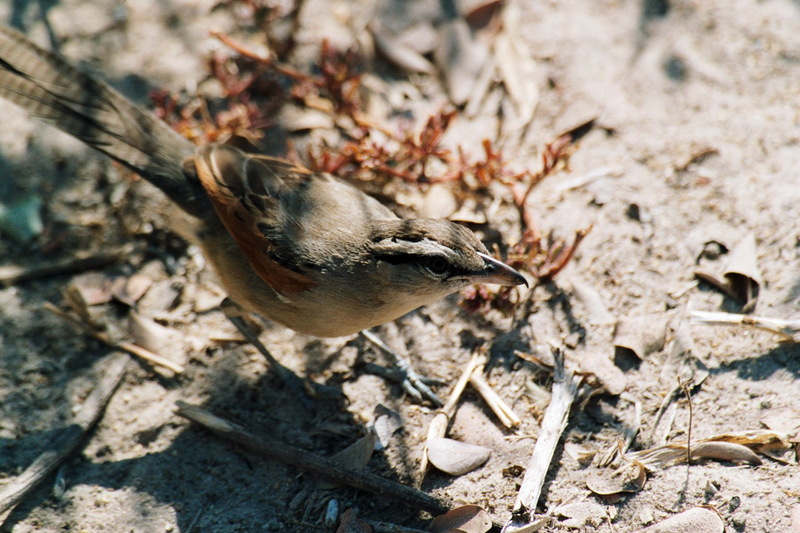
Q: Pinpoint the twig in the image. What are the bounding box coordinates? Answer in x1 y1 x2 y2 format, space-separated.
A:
421 351 485 475
0 353 129 522
469 361 521 429
44 303 184 374
690 310 800 342
174 401 452 516
0 245 133 286
503 349 582 532
619 392 642 455
679 378 694 466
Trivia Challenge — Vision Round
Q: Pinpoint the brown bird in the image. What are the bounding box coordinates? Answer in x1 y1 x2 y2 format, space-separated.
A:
0 26 526 338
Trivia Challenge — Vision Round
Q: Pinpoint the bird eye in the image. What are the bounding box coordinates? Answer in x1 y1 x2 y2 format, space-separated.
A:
424 257 449 277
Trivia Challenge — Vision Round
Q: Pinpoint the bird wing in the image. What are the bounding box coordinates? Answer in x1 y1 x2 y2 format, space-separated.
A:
194 143 317 296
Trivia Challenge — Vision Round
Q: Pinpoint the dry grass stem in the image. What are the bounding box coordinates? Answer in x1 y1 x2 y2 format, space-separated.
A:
0 245 133 286
690 310 800 342
44 303 185 374
469 363 521 429
503 349 582 531
421 351 485 475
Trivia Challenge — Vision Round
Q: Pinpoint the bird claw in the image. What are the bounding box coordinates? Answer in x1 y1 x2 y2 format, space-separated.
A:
360 330 443 407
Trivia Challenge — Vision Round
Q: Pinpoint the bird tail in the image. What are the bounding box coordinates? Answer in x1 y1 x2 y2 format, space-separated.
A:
0 25 209 216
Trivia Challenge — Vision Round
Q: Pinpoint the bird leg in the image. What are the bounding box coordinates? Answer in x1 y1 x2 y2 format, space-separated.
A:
359 329 443 407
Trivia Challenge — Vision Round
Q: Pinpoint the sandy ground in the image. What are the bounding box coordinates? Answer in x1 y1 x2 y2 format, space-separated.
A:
1 0 799 532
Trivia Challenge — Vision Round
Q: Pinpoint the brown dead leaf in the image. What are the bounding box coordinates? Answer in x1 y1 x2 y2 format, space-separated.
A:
318 431 377 489
427 437 491 476
586 461 647 499
112 273 153 307
70 273 115 306
553 501 607 529
63 285 101 329
690 441 762 465
614 313 667 359
128 311 179 356
372 404 403 449
372 22 437 74
630 430 790 468
578 352 627 396
722 232 761 311
695 233 762 312
658 321 695 387
336 508 372 533
463 0 505 29
760 407 800 435
634 507 724 533
710 430 792 454
430 505 492 533
436 18 489 105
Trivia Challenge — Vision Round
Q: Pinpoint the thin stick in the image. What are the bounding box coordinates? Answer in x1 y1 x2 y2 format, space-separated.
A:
503 349 582 532
421 351 485 474
469 364 521 429
690 310 800 341
44 303 184 373
174 401 452 516
679 378 694 466
0 353 129 522
0 246 133 286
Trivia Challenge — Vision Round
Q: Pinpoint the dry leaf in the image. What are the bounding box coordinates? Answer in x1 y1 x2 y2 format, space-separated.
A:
423 183 459 219
336 508 372 533
393 21 440 54
658 321 694 387
128 311 179 355
690 442 762 465
463 0 505 29
760 407 800 435
112 273 153 307
371 20 437 74
578 352 627 396
436 18 489 105
70 273 115 306
427 437 491 475
430 505 492 533
709 430 792 454
634 507 724 533
694 233 762 312
613 313 667 359
586 461 647 499
629 430 790 468
553 501 606 529
63 285 101 329
372 404 402 449
722 232 761 312
318 431 377 489
278 105 335 132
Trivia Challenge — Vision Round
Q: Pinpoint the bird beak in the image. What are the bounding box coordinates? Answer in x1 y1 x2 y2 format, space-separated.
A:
471 253 529 287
